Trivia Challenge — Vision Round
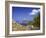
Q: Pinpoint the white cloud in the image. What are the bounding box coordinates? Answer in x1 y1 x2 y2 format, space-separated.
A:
29 12 35 15
29 9 40 15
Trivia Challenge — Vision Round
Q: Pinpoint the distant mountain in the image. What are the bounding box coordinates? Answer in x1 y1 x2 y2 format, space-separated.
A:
20 23 27 26
19 20 30 26
12 19 32 26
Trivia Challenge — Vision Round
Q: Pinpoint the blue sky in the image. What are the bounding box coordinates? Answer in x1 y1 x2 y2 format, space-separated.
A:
12 7 40 23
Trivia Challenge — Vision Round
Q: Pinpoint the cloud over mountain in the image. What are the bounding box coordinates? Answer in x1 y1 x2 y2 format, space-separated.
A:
29 9 40 15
